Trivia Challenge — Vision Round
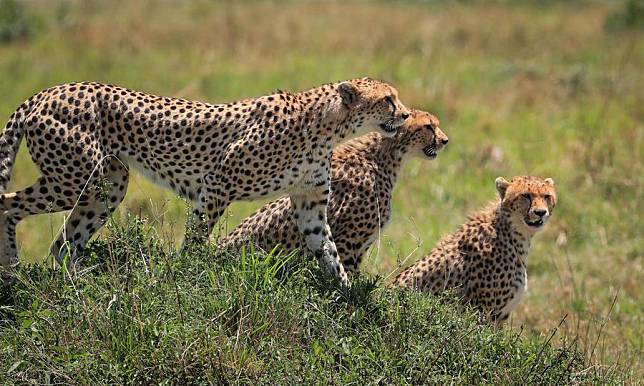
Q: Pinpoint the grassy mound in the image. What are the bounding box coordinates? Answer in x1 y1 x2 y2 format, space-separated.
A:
1 2 641 376
0 219 622 385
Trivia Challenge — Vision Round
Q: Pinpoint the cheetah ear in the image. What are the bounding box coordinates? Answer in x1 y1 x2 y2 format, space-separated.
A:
495 177 510 199
544 177 555 186
338 82 360 108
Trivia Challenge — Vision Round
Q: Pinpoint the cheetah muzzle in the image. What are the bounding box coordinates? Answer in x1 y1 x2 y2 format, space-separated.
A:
422 144 438 159
378 119 404 134
524 215 546 228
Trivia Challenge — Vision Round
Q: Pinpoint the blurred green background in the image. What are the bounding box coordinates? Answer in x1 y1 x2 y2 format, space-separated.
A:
0 0 641 376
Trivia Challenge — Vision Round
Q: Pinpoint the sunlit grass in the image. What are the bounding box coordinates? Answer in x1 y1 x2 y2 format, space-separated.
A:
0 218 624 384
0 0 641 379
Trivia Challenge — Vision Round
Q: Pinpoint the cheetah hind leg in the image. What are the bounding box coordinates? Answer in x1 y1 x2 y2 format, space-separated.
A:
0 211 18 286
50 159 129 268
0 177 80 285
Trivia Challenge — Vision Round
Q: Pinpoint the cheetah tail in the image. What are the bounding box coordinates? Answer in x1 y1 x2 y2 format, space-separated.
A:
0 103 30 193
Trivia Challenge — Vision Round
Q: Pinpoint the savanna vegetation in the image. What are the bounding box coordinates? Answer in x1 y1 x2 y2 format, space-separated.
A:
0 0 641 384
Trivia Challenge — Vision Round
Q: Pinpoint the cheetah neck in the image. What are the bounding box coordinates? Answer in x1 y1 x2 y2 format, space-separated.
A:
380 135 416 164
375 136 410 181
294 84 354 147
490 205 534 264
334 133 406 184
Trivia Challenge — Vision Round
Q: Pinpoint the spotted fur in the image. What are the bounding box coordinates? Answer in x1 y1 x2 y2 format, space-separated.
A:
220 109 448 272
394 176 557 326
0 78 411 286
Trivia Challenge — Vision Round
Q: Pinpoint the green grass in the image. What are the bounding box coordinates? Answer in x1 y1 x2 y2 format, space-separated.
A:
0 0 642 382
0 218 624 384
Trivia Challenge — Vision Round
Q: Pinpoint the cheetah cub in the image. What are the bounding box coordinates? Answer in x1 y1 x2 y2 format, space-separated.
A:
394 176 557 326
220 109 448 272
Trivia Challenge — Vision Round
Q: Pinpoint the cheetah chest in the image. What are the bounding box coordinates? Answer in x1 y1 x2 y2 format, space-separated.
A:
499 265 527 317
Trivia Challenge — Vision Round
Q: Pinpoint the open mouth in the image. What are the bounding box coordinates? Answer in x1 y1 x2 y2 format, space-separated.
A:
524 218 544 228
378 118 406 134
379 123 398 133
423 146 437 159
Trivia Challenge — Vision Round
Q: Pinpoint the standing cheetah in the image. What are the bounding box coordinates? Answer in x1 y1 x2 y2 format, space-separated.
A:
394 176 557 326
0 78 411 287
220 109 448 273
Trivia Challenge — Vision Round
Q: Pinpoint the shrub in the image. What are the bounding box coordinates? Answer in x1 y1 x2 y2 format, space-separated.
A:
0 0 34 42
605 0 644 31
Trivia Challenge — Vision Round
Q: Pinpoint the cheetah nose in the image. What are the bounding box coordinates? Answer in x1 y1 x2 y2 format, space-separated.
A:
401 112 410 120
441 138 449 145
533 209 547 217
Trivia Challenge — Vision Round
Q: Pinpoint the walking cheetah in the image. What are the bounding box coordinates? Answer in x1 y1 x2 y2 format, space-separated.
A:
394 176 557 326
0 78 411 287
220 109 448 272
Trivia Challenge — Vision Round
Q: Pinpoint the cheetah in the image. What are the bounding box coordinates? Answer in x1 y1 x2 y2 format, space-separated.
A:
0 78 411 287
394 176 557 326
220 109 448 273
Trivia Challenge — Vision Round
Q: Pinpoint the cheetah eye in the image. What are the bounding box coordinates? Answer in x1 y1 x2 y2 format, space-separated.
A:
545 194 556 206
425 124 435 132
384 96 395 110
521 193 531 200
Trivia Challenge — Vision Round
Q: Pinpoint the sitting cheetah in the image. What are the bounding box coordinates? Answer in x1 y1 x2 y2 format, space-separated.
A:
220 109 448 273
394 176 557 326
0 78 411 287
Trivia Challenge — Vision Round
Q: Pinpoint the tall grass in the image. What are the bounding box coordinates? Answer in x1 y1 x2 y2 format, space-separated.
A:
0 0 641 380
0 217 625 384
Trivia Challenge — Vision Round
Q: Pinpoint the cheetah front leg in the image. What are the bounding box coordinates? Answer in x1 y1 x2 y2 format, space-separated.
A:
182 175 230 250
1 177 79 284
290 184 350 290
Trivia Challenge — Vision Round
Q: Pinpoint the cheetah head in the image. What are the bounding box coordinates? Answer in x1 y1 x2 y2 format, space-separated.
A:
337 77 411 137
495 176 557 234
397 109 449 160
